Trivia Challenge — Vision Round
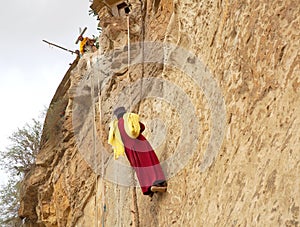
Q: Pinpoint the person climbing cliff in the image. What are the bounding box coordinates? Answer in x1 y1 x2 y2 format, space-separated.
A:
108 107 167 196
77 35 98 55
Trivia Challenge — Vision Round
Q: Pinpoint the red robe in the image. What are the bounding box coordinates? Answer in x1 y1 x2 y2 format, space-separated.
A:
118 118 166 195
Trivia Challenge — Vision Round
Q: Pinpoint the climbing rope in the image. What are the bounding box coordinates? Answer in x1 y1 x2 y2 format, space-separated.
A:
89 55 109 226
138 0 145 114
89 69 99 227
133 1 146 225
97 73 107 227
127 11 134 111
125 5 141 227
126 1 147 226
90 64 108 227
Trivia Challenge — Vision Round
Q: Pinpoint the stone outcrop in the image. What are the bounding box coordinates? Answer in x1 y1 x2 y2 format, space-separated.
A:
20 0 299 226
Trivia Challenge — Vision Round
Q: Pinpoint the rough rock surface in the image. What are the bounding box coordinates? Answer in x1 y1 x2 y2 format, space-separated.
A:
20 0 299 226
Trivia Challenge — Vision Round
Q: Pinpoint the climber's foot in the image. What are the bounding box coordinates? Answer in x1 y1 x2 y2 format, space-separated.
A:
150 186 167 193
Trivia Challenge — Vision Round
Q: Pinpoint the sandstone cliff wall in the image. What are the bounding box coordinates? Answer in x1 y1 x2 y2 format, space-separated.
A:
20 0 299 226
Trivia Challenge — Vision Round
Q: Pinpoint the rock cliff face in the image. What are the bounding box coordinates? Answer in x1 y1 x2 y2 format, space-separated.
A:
20 0 299 226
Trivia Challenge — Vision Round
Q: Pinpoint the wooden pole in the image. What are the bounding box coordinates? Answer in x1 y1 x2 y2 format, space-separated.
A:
75 27 87 44
42 40 77 55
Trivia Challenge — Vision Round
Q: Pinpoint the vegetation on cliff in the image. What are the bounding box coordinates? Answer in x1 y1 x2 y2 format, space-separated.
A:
0 117 43 226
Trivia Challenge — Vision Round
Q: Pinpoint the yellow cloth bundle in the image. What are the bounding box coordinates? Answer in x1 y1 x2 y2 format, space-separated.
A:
108 120 125 159
123 113 140 139
108 113 141 159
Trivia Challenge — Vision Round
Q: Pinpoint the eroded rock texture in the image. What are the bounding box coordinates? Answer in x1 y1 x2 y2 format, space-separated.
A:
20 0 299 226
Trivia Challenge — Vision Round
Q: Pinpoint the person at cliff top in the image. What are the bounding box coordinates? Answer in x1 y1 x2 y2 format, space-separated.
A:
108 107 167 196
77 35 98 55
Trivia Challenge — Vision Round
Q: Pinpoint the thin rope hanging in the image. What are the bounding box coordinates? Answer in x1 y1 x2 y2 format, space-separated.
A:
127 11 134 111
137 0 145 114
89 70 99 227
126 3 141 226
97 71 107 227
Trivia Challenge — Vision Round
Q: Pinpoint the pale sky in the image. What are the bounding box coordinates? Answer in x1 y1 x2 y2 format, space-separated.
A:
0 0 99 184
